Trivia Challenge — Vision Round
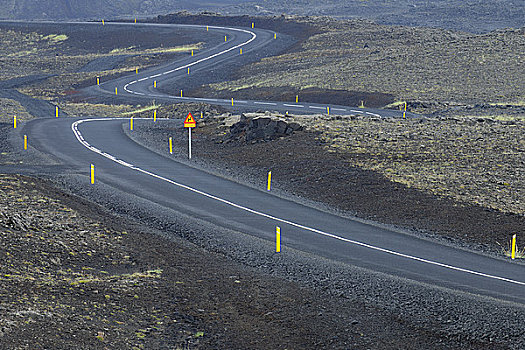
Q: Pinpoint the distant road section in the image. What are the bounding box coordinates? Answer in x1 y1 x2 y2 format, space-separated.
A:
86 22 407 118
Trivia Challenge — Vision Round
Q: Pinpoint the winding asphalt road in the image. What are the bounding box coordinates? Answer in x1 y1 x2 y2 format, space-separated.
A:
87 22 403 118
20 21 525 305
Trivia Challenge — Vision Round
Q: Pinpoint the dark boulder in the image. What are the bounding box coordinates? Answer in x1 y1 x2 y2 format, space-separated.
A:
227 116 303 143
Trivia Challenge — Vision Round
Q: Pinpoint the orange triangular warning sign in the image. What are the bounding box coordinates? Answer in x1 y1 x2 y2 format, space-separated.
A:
184 112 196 128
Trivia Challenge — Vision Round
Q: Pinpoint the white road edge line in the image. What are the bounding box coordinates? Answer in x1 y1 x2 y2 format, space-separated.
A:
72 118 525 288
283 104 305 108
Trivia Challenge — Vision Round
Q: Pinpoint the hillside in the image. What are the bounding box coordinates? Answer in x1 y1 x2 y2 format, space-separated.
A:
0 0 242 20
253 0 525 33
0 0 524 33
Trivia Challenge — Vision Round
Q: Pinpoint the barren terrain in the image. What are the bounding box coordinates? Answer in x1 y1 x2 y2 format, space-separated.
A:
194 17 525 114
1 13 525 349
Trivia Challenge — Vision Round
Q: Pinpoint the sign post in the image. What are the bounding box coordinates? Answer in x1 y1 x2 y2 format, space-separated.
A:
184 112 196 159
189 127 192 159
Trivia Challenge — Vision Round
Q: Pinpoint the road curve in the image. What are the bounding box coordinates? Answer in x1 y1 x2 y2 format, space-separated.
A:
21 21 525 305
85 22 408 118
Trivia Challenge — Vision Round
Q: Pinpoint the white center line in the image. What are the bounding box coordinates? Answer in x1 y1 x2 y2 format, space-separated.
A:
123 24 257 96
193 97 219 102
254 102 277 106
283 104 305 108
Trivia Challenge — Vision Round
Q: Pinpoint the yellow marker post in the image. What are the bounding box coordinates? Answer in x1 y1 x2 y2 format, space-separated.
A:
102 20 105 26
13 116 16 129
97 77 100 85
181 90 183 98
225 36 227 42
274 33 277 39
115 87 118 95
240 48 243 55
188 67 190 75
130 117 133 131
136 68 138 74
403 111 406 119
231 98 234 106
55 106 59 118
267 171 272 191
134 18 137 24
511 234 517 260
296 95 299 103
252 22 254 29
327 106 330 115
153 80 157 88
200 111 203 119
90 164 95 184
169 137 173 154
206 25 209 31
24 135 27 150
154 109 157 122
191 49 194 56
276 226 281 253
359 100 364 108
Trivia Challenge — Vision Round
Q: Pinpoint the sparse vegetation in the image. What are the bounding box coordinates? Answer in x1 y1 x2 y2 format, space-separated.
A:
497 238 525 259
0 25 203 105
109 44 202 55
306 115 525 216
0 175 178 348
0 98 32 122
60 102 137 118
0 29 73 80
206 19 525 112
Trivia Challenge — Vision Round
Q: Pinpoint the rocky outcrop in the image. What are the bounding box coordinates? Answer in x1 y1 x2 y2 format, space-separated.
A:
226 114 303 143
